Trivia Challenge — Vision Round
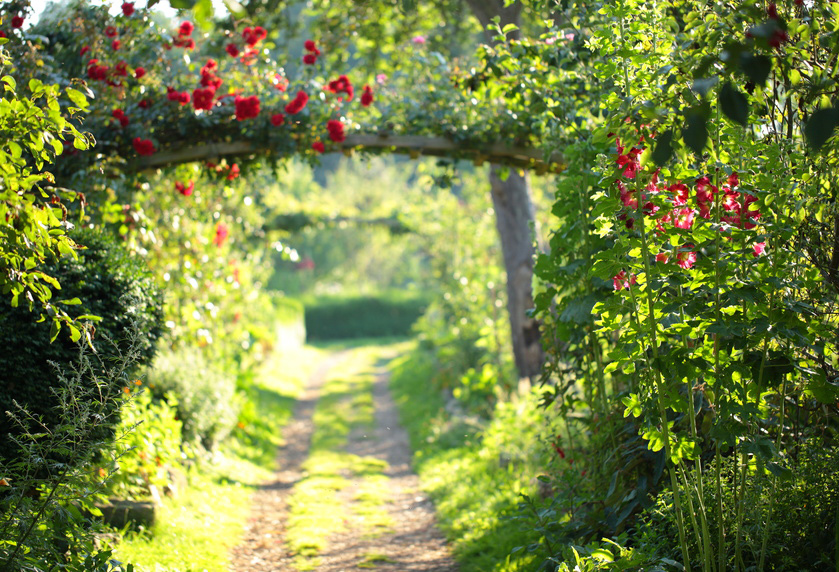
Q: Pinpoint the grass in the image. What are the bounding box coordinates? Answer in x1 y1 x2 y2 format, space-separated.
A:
389 343 549 572
285 342 404 570
113 345 324 571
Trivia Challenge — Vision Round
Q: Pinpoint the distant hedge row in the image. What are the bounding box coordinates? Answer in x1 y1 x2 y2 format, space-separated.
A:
302 292 430 340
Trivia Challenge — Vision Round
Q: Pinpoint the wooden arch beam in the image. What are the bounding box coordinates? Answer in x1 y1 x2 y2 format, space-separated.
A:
134 134 564 173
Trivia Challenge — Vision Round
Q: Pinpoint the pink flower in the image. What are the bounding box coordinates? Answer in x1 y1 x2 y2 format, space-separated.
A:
376 74 387 85
213 223 229 247
612 270 637 291
677 249 697 269
753 242 767 257
411 35 426 44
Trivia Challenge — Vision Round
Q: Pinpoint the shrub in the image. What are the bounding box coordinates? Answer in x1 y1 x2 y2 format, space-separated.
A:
302 291 429 340
145 348 239 451
0 334 141 571
0 228 164 465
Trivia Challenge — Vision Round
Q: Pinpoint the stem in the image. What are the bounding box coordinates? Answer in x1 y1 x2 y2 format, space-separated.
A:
758 378 785 571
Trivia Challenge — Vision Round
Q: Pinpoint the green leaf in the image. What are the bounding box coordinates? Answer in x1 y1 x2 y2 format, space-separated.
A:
192 0 214 26
651 129 674 166
58 297 82 305
766 462 793 481
692 77 718 98
740 53 772 85
49 319 60 342
222 0 246 18
719 82 749 126
803 107 839 150
683 113 708 155
65 88 89 110
168 0 196 9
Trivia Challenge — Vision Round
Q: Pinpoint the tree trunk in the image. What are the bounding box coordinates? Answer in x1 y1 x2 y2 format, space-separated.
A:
463 0 543 380
489 166 543 380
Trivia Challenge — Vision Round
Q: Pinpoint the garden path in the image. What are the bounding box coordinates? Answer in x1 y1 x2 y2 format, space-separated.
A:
228 347 458 571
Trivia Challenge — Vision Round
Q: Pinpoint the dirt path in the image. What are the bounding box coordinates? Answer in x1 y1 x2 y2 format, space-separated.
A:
228 348 458 572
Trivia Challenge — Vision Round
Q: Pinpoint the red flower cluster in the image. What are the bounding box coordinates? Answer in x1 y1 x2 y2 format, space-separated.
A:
303 39 320 65
121 2 134 16
11 14 24 28
234 95 260 120
173 21 195 49
361 84 374 107
312 141 325 153
612 270 637 291
114 61 128 76
175 180 194 196
285 91 309 115
270 113 285 126
87 59 110 81
193 87 215 111
208 161 241 180
134 66 146 79
167 87 191 105
132 137 155 156
213 223 229 247
105 25 118 38
327 75 353 101
242 26 267 46
326 119 345 143
112 39 121 51
112 108 129 127
226 43 240 58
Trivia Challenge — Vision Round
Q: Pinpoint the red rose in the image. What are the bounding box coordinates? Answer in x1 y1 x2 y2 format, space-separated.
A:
112 39 121 51
326 119 345 143
243 26 267 46
112 108 129 127
284 90 309 114
80 45 90 56
361 84 374 107
327 75 354 101
302 53 317 65
270 113 285 126
132 137 155 156
121 2 134 16
134 66 146 79
179 21 194 37
193 87 215 111
312 141 325 153
11 15 24 28
105 25 118 38
213 223 229 247
87 61 109 81
201 59 217 74
303 39 319 54
138 99 150 109
175 180 194 196
234 95 260 120
226 43 240 57
226 163 239 180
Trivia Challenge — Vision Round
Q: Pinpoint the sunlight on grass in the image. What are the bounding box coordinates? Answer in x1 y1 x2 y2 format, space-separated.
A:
114 345 324 570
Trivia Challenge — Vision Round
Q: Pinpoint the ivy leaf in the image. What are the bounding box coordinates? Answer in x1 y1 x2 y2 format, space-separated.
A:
682 113 708 155
652 129 673 166
803 107 839 151
740 53 772 85
719 82 749 126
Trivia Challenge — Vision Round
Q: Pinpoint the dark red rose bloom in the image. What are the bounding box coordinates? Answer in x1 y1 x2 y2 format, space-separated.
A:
174 36 195 49
226 163 240 180
132 137 155 156
226 43 240 57
327 75 354 101
303 39 320 54
134 66 146 79
121 2 134 16
243 26 267 46
179 21 194 37
312 141 325 153
87 60 109 81
112 108 129 127
193 87 215 110
105 25 118 37
270 113 285 126
326 119 345 143
213 223 229 247
112 39 121 51
80 45 90 56
302 53 317 65
138 99 150 109
175 180 194 196
11 15 24 28
201 59 217 74
0 31 7 39
167 87 191 105
234 95 260 120
114 61 128 76
284 90 309 114
767 2 778 18
361 84 374 107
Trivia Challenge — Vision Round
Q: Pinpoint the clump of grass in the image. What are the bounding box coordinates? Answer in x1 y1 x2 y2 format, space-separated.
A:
357 552 397 568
